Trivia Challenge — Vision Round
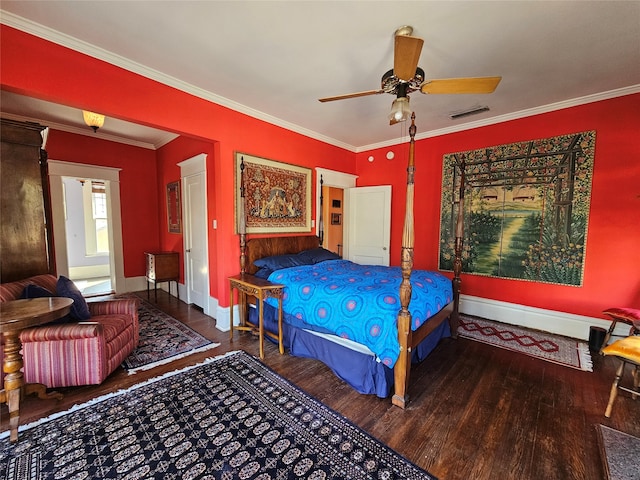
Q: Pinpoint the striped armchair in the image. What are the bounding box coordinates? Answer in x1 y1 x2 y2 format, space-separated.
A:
1 274 139 388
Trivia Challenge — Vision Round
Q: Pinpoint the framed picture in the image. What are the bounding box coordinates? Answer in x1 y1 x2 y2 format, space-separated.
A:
235 152 312 234
166 181 182 233
331 213 341 225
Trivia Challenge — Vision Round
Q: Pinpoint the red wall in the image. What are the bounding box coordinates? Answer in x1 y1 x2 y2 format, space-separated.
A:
3 25 638 319
1 25 356 306
356 94 640 319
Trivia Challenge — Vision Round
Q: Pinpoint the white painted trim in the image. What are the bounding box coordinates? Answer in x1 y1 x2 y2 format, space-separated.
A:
0 11 354 152
315 167 358 240
178 153 210 316
0 111 174 150
459 294 628 341
356 85 640 152
48 160 126 294
7 11 635 154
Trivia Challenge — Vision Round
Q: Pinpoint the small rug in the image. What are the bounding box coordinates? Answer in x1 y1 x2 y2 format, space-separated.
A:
458 314 593 372
0 351 436 479
596 424 640 480
121 296 219 374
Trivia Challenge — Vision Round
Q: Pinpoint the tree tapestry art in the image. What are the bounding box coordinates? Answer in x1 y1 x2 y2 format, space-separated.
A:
439 131 595 286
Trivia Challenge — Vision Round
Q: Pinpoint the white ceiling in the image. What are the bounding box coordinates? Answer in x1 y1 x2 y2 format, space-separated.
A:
1 1 639 151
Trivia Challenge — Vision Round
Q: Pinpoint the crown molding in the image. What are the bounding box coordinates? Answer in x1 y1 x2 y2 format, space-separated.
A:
1 11 356 152
3 11 638 154
357 84 640 152
0 111 168 150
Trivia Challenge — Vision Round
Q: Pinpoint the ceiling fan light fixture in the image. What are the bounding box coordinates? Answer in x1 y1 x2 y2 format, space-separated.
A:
82 110 105 132
389 96 412 123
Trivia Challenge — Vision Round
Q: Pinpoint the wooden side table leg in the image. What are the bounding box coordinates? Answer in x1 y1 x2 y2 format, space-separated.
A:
2 331 24 443
229 284 235 342
278 296 284 354
258 293 265 359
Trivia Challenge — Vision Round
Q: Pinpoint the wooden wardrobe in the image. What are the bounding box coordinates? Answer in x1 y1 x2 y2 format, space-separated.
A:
0 118 54 283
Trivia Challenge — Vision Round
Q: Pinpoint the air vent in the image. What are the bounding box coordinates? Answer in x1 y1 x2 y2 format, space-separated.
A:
449 106 490 119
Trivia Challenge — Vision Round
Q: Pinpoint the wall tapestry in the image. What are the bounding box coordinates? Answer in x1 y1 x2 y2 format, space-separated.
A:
235 152 312 234
166 181 181 233
439 131 595 286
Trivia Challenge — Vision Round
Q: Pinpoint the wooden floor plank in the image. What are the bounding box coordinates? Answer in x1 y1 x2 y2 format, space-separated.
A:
2 290 638 480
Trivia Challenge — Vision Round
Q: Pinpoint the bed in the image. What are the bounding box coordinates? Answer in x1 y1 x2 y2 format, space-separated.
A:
238 114 465 408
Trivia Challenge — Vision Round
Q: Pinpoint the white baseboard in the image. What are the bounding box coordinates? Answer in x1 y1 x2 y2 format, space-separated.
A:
216 305 241 332
459 294 626 341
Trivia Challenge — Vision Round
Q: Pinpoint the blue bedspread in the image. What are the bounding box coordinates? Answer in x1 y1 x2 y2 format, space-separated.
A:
265 260 453 367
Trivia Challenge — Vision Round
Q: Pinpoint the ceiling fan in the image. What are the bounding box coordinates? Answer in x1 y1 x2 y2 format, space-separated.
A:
318 26 502 125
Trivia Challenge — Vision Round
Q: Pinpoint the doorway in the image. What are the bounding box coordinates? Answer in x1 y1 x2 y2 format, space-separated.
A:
62 177 112 295
179 153 210 314
48 160 126 294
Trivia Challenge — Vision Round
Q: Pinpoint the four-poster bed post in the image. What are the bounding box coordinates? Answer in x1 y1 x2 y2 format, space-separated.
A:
392 113 418 408
238 155 247 274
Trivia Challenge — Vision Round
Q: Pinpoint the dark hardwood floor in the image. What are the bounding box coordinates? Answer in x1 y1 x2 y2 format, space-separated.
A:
2 290 638 479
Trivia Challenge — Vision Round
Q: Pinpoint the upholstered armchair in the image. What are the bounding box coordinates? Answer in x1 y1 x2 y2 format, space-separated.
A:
1 274 139 388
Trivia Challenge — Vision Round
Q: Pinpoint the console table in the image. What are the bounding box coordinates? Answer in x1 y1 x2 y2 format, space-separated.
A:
0 297 71 442
229 274 284 359
145 251 179 302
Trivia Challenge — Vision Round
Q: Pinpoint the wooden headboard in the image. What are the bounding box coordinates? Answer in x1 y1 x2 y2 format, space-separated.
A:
245 235 320 274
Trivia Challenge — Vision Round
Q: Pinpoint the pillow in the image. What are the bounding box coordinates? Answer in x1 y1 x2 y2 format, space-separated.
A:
253 267 274 280
56 276 91 321
253 253 310 271
297 247 341 264
20 284 54 299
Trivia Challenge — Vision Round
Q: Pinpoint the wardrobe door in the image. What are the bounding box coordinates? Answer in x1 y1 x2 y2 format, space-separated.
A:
1 119 52 283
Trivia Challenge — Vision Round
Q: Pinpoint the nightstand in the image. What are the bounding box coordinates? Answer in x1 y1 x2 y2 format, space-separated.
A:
145 251 179 302
229 273 284 359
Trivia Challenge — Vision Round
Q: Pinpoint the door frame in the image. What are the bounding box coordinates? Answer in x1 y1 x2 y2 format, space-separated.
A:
178 153 210 315
314 167 357 243
48 160 125 293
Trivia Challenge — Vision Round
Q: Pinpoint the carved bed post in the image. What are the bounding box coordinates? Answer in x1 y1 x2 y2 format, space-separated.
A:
239 156 247 274
318 174 324 246
392 113 417 409
451 161 465 336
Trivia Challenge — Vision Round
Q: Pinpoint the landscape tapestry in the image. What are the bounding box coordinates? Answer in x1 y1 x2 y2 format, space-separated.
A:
439 131 595 286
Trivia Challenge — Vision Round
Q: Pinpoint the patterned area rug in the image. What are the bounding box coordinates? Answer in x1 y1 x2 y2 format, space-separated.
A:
0 351 436 479
121 296 219 373
458 314 593 372
596 424 640 480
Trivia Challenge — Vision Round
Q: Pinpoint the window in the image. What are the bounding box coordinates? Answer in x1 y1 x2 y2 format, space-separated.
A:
82 180 109 255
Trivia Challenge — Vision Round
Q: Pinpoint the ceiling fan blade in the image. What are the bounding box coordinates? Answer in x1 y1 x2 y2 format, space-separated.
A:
420 76 502 94
394 35 424 81
318 89 384 102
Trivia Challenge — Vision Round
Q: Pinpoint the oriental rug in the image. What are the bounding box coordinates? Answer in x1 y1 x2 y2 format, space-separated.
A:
458 314 593 372
121 296 219 374
0 351 436 480
596 424 640 480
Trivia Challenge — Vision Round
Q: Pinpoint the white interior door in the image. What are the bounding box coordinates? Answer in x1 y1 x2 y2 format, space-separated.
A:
179 154 209 313
345 185 391 265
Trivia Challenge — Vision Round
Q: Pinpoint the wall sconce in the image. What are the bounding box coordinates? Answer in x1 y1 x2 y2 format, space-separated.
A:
82 110 105 132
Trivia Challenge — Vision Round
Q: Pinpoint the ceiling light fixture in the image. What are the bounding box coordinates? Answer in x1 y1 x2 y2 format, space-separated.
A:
388 96 412 123
82 110 105 132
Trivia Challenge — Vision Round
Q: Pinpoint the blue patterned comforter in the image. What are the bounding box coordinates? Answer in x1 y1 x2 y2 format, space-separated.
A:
265 260 453 367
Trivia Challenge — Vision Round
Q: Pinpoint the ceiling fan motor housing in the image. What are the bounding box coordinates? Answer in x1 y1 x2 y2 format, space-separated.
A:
381 67 425 96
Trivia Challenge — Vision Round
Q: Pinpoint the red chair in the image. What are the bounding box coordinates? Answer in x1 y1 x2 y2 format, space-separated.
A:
600 307 640 354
